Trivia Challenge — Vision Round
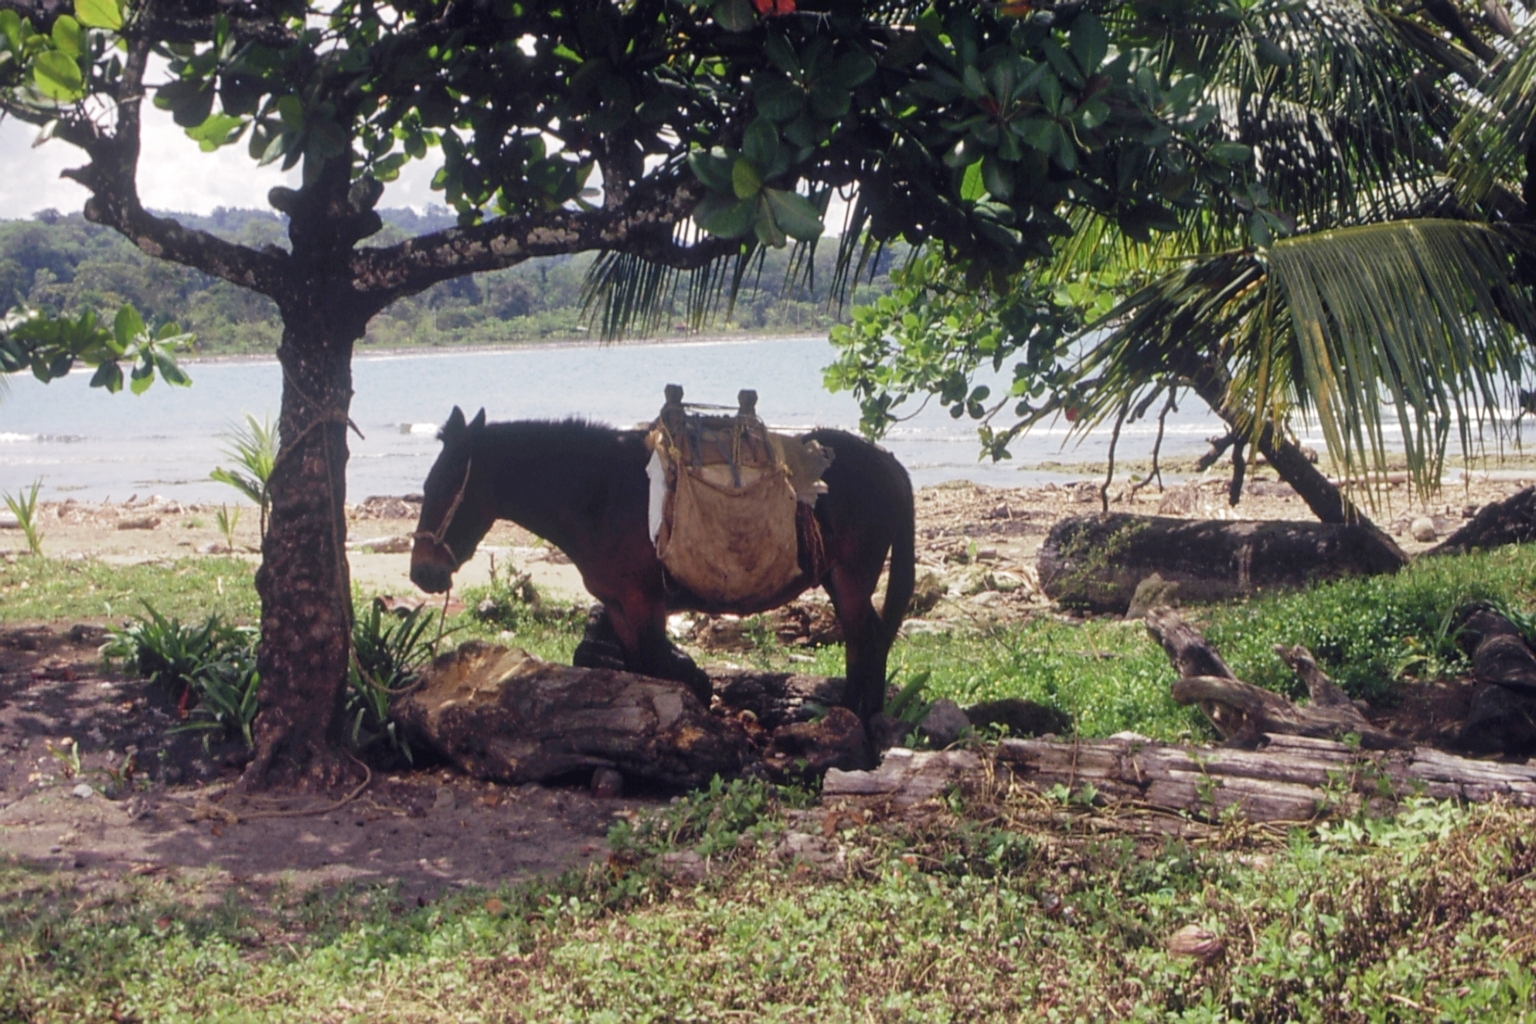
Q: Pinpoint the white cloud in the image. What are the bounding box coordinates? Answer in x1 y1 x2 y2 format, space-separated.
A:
0 77 445 220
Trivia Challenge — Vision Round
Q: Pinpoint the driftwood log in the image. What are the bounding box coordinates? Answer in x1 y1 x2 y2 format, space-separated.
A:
1428 485 1536 556
1144 607 1407 749
394 642 746 788
823 734 1536 822
1037 513 1408 614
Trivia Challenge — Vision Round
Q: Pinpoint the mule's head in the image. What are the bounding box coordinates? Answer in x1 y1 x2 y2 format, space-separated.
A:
410 405 492 593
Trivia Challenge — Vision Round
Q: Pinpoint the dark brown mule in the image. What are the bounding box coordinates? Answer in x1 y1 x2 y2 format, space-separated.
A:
410 407 915 721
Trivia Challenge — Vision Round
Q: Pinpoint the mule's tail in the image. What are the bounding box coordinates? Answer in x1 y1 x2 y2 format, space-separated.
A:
881 465 917 647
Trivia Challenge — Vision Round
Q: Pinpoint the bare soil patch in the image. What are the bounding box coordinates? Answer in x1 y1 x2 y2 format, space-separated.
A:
3 468 1533 896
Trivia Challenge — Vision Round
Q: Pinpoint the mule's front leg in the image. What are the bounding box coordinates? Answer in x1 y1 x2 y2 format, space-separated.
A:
582 599 712 706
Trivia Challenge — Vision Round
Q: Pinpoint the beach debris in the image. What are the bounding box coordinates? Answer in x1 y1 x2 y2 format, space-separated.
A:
349 535 412 553
117 516 161 530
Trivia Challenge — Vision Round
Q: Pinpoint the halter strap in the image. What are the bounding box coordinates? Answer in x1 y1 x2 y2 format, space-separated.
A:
410 456 473 569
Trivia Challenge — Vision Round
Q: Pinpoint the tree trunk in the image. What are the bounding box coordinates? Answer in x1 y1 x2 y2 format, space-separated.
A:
1427 486 1536 556
1037 513 1408 614
1186 362 1364 526
241 292 369 790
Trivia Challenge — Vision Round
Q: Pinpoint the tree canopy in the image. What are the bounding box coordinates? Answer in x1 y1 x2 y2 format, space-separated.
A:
828 0 1536 511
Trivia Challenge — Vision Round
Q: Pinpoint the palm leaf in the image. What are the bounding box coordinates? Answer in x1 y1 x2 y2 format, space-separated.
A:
1076 219 1536 494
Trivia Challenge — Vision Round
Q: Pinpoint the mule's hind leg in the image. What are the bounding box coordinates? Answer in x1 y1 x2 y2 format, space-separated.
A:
824 565 891 723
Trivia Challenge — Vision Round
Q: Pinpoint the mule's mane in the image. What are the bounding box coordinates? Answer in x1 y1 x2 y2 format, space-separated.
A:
475 417 641 458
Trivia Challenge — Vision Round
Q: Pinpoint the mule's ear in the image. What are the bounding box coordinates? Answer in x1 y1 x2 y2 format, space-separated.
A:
440 405 467 442
468 408 487 432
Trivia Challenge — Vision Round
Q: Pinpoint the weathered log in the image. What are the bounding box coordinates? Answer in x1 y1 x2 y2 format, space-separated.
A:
1144 607 1408 749
394 641 744 788
711 669 847 730
1428 486 1536 556
1038 514 1408 614
1458 604 1536 754
822 735 1536 821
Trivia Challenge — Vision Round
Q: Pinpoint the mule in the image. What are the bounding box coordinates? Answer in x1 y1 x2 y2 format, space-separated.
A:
409 407 915 721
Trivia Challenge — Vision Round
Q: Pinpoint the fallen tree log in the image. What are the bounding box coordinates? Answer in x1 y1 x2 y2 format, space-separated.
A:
394 642 746 788
1144 607 1408 749
1457 604 1536 755
822 735 1536 822
1038 514 1408 614
1428 486 1536 557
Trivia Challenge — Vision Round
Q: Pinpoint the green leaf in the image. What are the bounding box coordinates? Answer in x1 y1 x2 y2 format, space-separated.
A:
764 34 799 75
962 64 986 99
1038 72 1062 114
153 350 189 386
1074 97 1109 130
89 360 123 393
1017 118 1056 152
113 303 145 349
155 78 215 128
742 118 780 172
1069 12 1108 76
187 113 244 151
754 200 787 248
732 157 762 200
276 95 305 130
981 157 1013 199
688 149 737 194
75 0 123 31
713 0 755 33
755 78 804 122
0 9 23 50
960 160 985 201
52 15 82 57
694 193 756 238
826 51 876 90
762 188 823 241
1209 142 1253 165
129 356 154 395
808 85 850 121
33 50 84 100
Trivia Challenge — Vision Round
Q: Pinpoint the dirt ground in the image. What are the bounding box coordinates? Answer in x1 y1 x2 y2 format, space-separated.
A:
3 466 1533 898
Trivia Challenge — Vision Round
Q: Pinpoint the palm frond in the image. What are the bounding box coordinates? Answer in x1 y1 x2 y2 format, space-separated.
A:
1449 17 1536 205
1075 219 1536 492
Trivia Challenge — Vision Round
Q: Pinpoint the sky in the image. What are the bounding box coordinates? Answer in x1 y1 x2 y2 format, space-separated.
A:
0 92 848 228
0 96 444 220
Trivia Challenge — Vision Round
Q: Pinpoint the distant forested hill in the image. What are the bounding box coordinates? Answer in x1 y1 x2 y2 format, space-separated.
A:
1 208 895 356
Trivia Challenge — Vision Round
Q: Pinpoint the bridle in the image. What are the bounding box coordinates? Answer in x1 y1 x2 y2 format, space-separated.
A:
411 456 473 570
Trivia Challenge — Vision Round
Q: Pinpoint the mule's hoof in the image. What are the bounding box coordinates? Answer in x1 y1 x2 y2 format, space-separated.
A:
572 638 627 672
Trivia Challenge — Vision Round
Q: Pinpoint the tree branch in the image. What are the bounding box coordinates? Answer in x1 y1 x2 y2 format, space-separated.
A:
52 31 286 296
349 177 736 300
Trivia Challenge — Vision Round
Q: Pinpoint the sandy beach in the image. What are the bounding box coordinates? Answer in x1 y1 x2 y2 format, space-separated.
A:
5 466 1530 615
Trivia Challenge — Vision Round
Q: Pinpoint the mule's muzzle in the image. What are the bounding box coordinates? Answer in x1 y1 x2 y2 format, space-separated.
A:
410 536 455 593
411 561 453 593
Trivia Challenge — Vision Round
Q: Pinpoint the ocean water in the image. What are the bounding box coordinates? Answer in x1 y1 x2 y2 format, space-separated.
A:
0 334 1233 504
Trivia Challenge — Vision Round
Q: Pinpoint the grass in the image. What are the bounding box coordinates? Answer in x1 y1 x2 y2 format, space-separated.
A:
1 782 1532 1022
7 545 1536 1018
0 556 260 625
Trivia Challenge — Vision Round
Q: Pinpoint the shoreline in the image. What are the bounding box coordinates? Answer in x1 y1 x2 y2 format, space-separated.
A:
179 330 829 366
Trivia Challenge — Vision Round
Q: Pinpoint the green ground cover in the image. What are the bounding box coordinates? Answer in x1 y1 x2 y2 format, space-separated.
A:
2 783 1532 1022
5 546 1536 1019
